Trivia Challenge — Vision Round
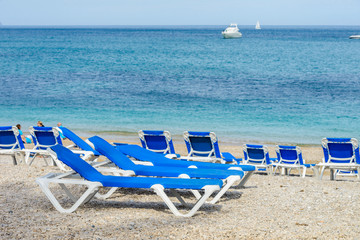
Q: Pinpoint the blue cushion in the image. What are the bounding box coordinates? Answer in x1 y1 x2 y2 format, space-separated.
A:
116 144 256 172
89 136 244 179
50 144 223 189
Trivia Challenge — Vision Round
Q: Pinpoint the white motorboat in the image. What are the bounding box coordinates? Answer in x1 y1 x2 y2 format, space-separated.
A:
222 23 242 39
349 35 360 39
255 21 261 30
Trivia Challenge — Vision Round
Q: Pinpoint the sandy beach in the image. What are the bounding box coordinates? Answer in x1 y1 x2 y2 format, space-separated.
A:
1 141 359 239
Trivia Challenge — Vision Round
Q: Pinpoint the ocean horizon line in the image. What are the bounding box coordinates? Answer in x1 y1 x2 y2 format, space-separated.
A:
0 24 359 28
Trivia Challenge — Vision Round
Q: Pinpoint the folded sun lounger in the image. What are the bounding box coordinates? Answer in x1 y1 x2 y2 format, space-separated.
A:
87 136 244 204
0 126 25 165
114 144 255 188
273 145 317 178
138 130 179 158
26 126 95 170
242 144 275 174
315 138 360 180
36 144 222 217
183 131 241 164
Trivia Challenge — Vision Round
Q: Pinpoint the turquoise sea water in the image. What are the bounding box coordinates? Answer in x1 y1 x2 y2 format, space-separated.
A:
0 25 360 144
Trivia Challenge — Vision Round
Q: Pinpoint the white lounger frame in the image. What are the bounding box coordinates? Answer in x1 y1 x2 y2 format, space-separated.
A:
36 171 220 217
23 127 95 171
315 138 360 180
273 146 317 178
92 161 244 205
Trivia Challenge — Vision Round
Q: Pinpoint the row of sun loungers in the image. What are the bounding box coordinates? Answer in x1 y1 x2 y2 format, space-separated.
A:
0 126 359 217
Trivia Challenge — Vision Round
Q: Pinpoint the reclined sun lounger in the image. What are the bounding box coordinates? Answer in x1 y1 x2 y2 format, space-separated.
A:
183 131 241 164
138 130 179 158
0 126 25 165
114 144 255 188
36 144 223 217
87 136 244 203
242 144 275 174
273 145 317 178
26 127 95 170
316 138 360 180
57 126 100 161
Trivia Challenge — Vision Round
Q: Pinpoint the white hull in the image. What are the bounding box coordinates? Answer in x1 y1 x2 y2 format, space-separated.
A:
349 35 360 39
222 32 242 39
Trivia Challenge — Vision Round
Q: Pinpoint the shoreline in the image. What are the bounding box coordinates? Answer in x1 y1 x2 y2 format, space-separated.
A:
61 129 324 148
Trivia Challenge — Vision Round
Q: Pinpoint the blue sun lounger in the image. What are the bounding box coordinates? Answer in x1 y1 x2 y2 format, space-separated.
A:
0 126 25 165
316 138 360 180
57 126 100 160
138 130 179 158
26 127 96 170
115 144 255 188
36 144 222 217
87 136 244 204
242 144 275 175
183 131 241 164
273 145 317 178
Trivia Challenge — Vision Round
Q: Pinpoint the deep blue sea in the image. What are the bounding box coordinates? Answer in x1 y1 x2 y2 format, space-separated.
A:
0 25 359 144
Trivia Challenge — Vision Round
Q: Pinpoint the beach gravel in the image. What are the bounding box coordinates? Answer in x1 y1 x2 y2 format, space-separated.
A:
1 149 359 239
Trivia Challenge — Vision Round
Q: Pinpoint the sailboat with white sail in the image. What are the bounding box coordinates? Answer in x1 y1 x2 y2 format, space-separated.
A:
255 21 261 30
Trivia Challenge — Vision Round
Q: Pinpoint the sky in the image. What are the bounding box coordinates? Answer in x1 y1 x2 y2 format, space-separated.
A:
0 0 359 26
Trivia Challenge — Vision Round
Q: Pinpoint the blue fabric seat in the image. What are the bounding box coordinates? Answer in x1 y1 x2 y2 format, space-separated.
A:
26 126 97 170
36 144 222 217
138 130 177 156
273 145 316 178
115 144 255 188
242 144 275 174
0 126 25 164
183 131 241 163
88 136 245 204
317 138 360 180
89 136 244 179
58 126 100 157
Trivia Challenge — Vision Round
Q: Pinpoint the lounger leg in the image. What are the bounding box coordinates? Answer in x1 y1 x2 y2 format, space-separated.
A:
274 166 280 176
15 152 25 165
36 177 100 213
233 171 254 189
209 176 241 204
170 189 189 207
95 187 119 200
319 166 326 180
330 169 335 180
11 155 17 165
26 152 37 165
151 184 219 217
177 174 202 200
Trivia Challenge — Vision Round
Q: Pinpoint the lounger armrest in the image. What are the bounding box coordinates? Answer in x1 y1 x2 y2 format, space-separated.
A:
221 152 242 163
165 153 181 159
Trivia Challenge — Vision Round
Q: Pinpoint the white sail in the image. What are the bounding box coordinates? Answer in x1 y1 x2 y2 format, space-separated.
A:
255 21 261 30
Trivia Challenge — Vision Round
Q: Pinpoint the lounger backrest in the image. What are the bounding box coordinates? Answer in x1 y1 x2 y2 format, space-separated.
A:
243 144 271 165
0 126 25 150
88 136 137 169
30 127 62 150
50 144 104 182
184 131 221 158
276 145 303 165
322 138 358 164
58 127 100 155
138 130 175 154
